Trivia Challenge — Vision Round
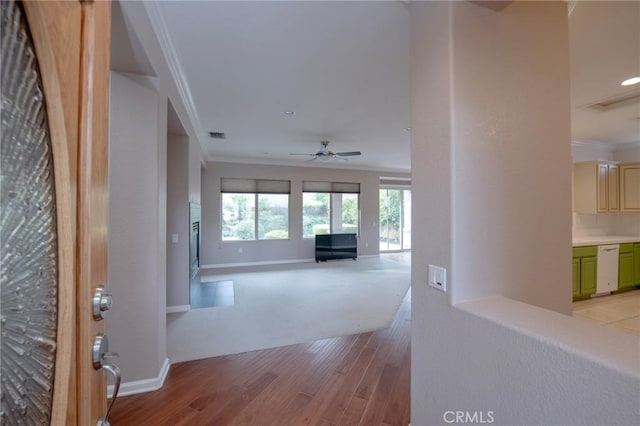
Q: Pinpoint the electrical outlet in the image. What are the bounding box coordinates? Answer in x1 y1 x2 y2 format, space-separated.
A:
428 265 447 292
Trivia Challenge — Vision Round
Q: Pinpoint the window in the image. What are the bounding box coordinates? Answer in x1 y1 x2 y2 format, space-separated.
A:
221 179 290 241
303 192 330 237
303 181 360 237
258 193 289 239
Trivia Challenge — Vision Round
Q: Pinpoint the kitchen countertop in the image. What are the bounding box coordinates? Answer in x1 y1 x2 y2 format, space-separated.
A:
572 236 640 247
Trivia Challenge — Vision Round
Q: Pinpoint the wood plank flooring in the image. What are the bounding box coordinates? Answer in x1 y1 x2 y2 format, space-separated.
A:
110 290 411 426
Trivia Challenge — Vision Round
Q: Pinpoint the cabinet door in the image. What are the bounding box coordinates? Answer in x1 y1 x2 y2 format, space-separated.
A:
581 256 597 295
619 252 634 289
572 258 580 297
597 164 609 212
635 243 640 285
608 164 619 212
620 163 640 212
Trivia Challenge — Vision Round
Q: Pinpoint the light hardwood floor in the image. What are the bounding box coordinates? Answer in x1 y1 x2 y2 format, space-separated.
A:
572 289 640 335
110 289 411 425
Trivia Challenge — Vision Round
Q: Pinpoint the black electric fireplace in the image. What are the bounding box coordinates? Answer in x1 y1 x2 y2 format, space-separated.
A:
315 233 357 262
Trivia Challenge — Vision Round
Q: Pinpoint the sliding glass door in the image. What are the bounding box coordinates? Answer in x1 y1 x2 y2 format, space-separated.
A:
379 188 411 252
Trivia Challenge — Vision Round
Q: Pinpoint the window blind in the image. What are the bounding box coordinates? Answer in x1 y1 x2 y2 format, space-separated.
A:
221 178 290 194
379 179 411 188
302 181 360 193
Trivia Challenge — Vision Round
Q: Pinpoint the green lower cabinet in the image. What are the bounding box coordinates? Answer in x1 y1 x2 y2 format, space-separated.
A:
635 243 640 285
580 256 597 296
572 243 640 300
572 258 580 297
619 244 634 290
572 246 598 300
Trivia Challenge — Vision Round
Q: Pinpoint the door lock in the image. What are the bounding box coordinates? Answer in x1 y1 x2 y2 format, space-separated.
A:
92 285 113 320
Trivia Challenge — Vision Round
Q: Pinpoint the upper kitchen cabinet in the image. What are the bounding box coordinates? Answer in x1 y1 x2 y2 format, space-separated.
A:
573 161 619 214
620 162 640 212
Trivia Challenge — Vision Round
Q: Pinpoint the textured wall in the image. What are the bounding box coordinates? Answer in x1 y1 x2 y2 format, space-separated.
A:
166 134 189 307
409 2 639 425
108 72 163 382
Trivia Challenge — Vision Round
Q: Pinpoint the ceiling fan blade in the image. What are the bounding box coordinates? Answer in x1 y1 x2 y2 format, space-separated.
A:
335 151 361 157
305 157 318 162
289 153 316 156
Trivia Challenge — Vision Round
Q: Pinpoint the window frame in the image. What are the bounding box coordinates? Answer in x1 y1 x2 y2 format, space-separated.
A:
220 179 291 242
302 181 361 238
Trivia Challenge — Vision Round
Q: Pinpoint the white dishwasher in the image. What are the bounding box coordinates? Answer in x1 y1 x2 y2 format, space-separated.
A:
596 244 619 294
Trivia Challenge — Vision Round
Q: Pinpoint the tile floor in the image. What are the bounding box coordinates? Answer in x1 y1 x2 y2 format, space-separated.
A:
572 289 640 335
190 279 235 309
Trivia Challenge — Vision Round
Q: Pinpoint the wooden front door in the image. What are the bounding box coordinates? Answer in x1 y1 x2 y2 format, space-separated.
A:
1 1 111 424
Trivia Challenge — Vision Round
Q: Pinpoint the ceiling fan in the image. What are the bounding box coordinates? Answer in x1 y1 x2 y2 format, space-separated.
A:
289 141 362 162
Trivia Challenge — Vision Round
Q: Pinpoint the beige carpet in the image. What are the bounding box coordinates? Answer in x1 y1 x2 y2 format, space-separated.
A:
167 254 410 363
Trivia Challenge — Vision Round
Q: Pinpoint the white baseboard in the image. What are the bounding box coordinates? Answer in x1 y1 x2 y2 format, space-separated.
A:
166 304 190 314
201 258 315 269
108 357 170 398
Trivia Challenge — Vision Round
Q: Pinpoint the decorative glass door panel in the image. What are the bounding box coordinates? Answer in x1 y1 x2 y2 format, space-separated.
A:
1 1 59 422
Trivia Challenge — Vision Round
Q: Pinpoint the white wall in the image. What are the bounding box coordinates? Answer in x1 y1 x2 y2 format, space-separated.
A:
571 142 615 162
571 142 640 163
450 0 572 310
411 2 639 425
189 138 202 204
108 72 165 382
167 134 189 307
202 162 409 266
614 143 640 162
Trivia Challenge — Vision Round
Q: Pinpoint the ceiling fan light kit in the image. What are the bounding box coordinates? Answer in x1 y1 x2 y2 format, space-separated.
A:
289 140 362 162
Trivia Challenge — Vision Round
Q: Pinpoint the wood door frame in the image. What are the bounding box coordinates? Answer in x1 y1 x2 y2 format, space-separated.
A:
76 1 111 423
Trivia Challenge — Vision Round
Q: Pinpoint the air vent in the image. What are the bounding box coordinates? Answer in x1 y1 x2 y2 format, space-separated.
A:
582 90 640 112
209 131 226 139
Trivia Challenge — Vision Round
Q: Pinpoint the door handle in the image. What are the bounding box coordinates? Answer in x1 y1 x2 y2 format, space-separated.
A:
92 333 121 426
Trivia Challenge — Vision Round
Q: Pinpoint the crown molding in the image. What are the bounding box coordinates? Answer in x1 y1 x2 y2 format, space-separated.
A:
571 140 640 151
571 140 616 150
144 2 206 154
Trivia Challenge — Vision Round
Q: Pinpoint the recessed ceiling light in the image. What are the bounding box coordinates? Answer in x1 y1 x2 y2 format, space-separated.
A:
282 110 296 116
621 77 640 86
404 127 412 131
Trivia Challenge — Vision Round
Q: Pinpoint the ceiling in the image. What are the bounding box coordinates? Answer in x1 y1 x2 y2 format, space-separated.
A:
116 1 639 172
569 1 640 147
159 0 411 172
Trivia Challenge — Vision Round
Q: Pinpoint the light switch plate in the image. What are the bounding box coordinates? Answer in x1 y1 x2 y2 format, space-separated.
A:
171 234 179 243
428 265 447 292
